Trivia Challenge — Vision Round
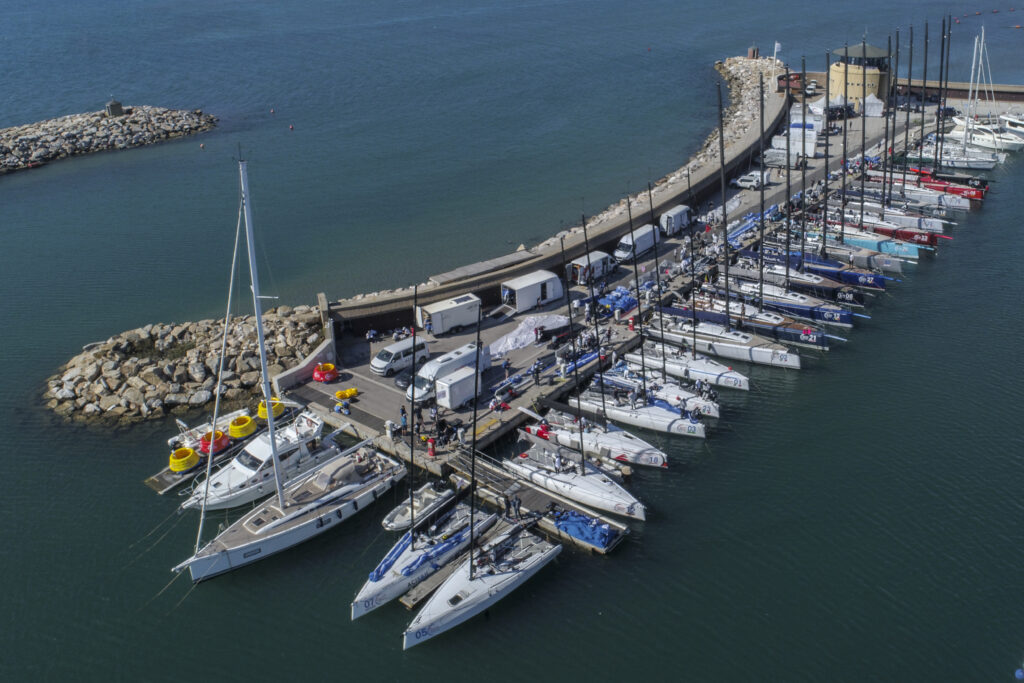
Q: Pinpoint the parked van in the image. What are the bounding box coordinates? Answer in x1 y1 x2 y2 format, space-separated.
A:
566 251 616 286
659 205 692 237
613 224 660 262
406 342 491 404
370 337 430 377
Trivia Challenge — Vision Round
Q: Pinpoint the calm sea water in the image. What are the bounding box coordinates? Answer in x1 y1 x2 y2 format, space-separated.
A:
3 2 1024 680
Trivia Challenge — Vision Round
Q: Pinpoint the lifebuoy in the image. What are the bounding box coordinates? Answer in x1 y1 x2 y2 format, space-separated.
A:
229 414 256 438
169 447 199 472
199 430 230 455
258 398 284 419
313 363 339 383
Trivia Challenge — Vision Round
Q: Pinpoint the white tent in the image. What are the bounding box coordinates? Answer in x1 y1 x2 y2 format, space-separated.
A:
863 93 884 117
807 96 827 116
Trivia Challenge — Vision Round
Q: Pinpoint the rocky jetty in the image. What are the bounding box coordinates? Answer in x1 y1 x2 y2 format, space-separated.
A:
43 306 324 425
1 105 216 174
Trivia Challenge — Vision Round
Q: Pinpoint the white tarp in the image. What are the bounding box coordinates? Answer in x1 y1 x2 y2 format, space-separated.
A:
490 314 569 356
863 93 884 117
807 96 827 115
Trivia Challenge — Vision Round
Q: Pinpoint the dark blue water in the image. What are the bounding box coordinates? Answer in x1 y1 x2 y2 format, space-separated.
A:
3 2 1024 680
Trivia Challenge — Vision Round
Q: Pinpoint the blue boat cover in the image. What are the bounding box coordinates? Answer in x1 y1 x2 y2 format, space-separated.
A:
369 532 412 582
554 510 614 549
400 527 468 577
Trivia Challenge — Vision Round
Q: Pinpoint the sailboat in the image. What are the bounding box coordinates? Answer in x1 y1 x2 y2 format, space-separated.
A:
172 160 406 583
623 341 749 390
351 503 498 620
518 406 669 469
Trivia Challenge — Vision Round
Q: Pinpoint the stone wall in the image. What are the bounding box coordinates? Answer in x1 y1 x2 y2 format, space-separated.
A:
43 306 324 425
0 105 216 174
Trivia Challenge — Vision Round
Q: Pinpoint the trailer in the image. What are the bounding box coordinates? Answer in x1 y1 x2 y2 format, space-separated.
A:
499 270 564 314
416 293 481 335
659 205 693 236
566 251 616 286
435 365 483 410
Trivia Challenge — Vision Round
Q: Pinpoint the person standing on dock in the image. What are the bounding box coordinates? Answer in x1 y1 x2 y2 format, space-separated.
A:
502 358 511 380
399 405 407 436
512 495 522 520
429 404 438 429
502 494 511 518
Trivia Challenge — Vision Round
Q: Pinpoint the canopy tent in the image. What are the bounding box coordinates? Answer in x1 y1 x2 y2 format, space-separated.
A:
863 93 884 117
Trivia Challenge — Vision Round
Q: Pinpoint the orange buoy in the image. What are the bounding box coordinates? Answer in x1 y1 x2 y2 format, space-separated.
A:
169 447 200 472
313 362 339 382
199 430 230 455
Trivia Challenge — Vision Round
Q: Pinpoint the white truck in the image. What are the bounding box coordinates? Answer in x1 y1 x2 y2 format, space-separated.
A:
659 205 692 236
406 342 491 404
566 250 616 286
434 365 482 410
613 224 660 263
416 293 481 335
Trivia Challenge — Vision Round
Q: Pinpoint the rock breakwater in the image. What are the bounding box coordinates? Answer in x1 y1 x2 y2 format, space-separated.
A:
44 306 323 425
1 105 216 174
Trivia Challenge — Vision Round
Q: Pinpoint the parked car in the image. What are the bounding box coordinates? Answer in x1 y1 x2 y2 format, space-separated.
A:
393 367 414 390
936 106 958 119
730 171 765 190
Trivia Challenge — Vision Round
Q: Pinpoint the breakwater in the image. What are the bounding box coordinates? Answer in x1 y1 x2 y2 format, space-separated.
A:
0 105 216 174
43 56 781 423
43 306 322 424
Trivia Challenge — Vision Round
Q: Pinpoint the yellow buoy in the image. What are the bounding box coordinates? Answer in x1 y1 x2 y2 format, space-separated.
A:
258 398 284 419
334 387 358 400
169 447 199 472
229 414 256 438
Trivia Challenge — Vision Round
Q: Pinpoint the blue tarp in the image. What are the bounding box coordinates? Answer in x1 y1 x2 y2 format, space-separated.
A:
368 532 412 581
553 510 615 549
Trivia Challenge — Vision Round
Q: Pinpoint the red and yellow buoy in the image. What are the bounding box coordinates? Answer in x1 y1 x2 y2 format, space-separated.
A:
313 362 339 382
199 430 230 455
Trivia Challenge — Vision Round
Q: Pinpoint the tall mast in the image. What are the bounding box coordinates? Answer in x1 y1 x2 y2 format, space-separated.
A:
822 51 830 253
859 39 867 229
238 160 286 510
468 304 483 580
647 182 668 379
407 285 419 544
840 44 849 244
934 18 946 169
888 30 900 203
581 215 608 422
716 81 731 330
880 36 891 220
625 199 648 396
919 24 928 175
784 66 793 280
800 56 808 268
758 71 766 311
559 237 587 477
903 26 913 188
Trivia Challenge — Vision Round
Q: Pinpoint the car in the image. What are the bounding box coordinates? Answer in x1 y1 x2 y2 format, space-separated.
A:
936 106 958 119
393 367 414 390
730 171 764 190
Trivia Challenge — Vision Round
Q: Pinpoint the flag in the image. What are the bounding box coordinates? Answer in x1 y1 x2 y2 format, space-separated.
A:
774 41 782 53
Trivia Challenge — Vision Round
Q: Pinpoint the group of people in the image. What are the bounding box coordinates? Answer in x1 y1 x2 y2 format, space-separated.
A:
502 493 523 520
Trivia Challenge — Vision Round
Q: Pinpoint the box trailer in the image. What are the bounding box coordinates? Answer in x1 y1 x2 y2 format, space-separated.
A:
416 293 481 335
659 205 692 236
406 342 491 404
435 365 483 410
566 251 616 286
499 270 564 313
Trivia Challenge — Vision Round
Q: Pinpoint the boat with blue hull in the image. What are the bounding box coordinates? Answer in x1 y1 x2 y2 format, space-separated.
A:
662 299 831 350
807 226 927 260
744 246 888 291
729 258 866 307
710 278 856 328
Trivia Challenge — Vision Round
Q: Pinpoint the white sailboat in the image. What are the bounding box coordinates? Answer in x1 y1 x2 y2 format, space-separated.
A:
380 482 456 531
180 411 341 511
505 432 646 520
568 390 705 438
172 160 407 582
623 342 750 391
351 503 498 620
646 316 801 369
402 522 561 649
519 407 669 469
598 362 720 418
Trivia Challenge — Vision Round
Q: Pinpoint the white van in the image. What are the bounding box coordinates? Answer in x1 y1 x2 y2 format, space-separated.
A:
659 205 692 236
566 251 616 286
613 224 660 263
406 342 491 404
370 337 430 377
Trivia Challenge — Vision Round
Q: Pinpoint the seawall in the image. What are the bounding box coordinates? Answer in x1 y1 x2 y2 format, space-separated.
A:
1 105 216 174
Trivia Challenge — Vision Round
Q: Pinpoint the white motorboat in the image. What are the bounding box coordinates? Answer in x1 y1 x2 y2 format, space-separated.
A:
568 390 705 438
999 110 1024 140
624 341 749 390
174 443 406 582
351 504 498 620
505 434 646 520
646 317 800 369
596 362 720 418
940 124 1024 152
518 407 668 469
181 411 337 511
402 523 561 649
380 482 456 531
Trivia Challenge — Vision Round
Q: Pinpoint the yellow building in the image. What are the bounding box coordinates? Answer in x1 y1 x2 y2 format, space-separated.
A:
829 44 890 103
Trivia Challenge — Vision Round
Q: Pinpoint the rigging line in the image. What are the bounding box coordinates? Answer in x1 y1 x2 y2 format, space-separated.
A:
128 506 185 550
138 570 188 612
194 195 245 554
169 580 201 613
122 512 190 572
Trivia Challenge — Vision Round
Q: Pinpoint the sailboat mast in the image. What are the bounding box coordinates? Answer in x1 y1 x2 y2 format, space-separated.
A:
408 285 419 544
859 40 867 229
238 160 287 510
903 26 913 188
716 81 731 330
785 66 793 280
822 51 831 251
559 237 587 477
647 182 669 379
800 57 808 268
625 199 648 397
758 72 765 312
919 24 928 175
580 215 609 422
880 37 891 221
889 30 900 203
934 18 945 169
840 44 848 244
468 305 483 581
